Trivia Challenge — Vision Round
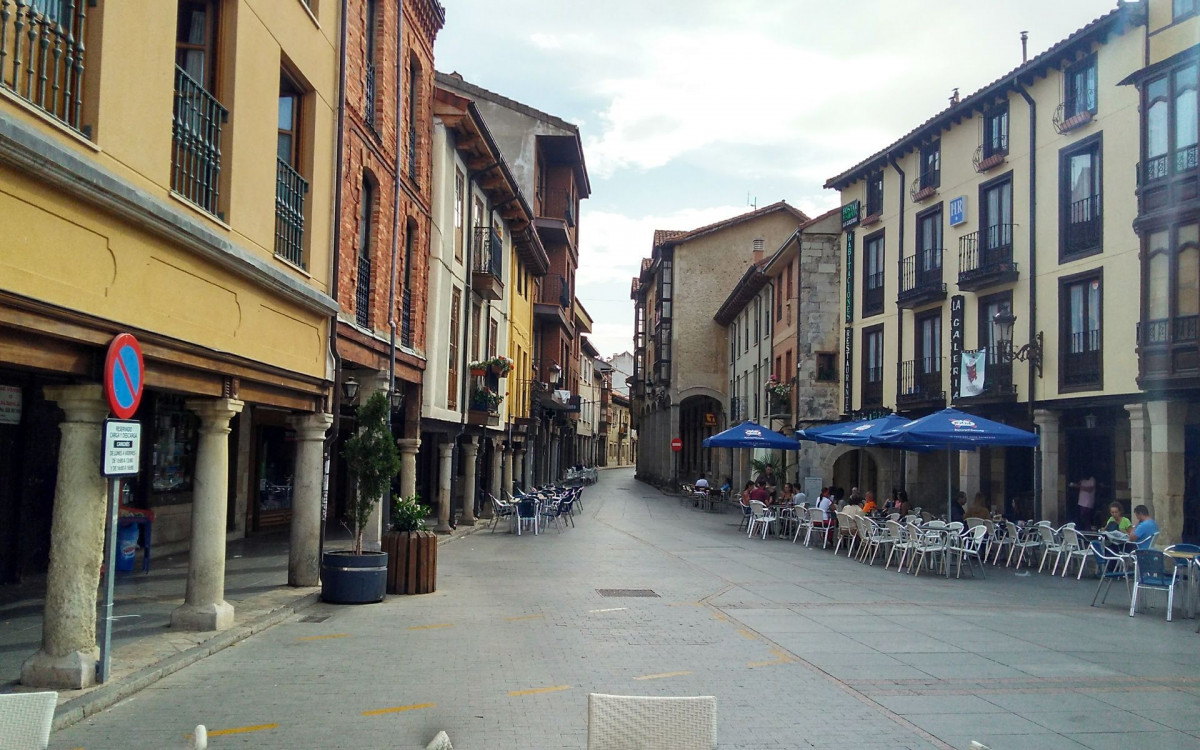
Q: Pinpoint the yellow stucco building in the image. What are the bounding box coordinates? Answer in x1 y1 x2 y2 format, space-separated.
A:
0 0 339 687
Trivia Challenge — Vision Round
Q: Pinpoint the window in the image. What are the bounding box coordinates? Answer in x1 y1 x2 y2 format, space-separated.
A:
916 207 943 279
983 104 1009 159
919 141 941 190
1064 56 1097 119
278 75 302 166
401 221 416 348
448 287 461 409
454 170 465 263
980 175 1013 258
364 0 378 126
775 355 782 380
862 326 884 405
176 0 219 90
917 312 942 375
1145 64 1199 181
754 298 761 341
1060 273 1102 389
1175 0 1197 21
815 352 837 382
355 176 374 328
275 72 308 268
407 58 420 179
866 171 884 216
172 0 227 217
978 291 1014 389
863 232 884 316
471 302 482 362
784 350 793 382
488 318 498 359
743 314 749 352
1060 135 1102 259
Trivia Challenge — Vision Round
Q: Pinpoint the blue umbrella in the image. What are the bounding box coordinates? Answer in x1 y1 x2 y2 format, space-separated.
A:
703 421 800 450
872 408 1038 519
801 414 914 446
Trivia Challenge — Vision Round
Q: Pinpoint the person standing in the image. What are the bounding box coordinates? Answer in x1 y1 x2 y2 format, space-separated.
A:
1069 474 1097 531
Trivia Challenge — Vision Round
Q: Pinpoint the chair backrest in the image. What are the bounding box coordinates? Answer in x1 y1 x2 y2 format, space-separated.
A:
1135 549 1174 583
516 500 537 519
965 517 986 529
926 520 947 529
888 512 901 521
901 514 919 526
1036 525 1058 544
1135 532 1158 550
947 521 964 532
808 507 827 523
587 693 717 750
886 519 904 541
1063 527 1085 550
920 511 934 522
856 516 874 541
0 691 57 750
749 500 767 519
1089 539 1124 563
838 512 856 532
967 524 988 548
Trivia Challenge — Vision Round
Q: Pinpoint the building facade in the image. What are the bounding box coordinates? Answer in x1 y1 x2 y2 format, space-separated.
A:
825 4 1145 524
0 0 340 687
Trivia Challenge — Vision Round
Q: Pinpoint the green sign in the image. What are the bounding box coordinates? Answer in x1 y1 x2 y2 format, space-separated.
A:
845 230 855 323
841 200 861 229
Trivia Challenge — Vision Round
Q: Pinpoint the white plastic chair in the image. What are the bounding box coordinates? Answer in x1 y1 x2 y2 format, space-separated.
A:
0 691 57 750
833 512 856 556
857 516 893 566
883 520 909 570
747 500 776 540
907 522 947 577
948 524 988 579
587 693 717 750
790 504 812 544
804 506 833 548
1060 527 1091 579
1036 524 1067 574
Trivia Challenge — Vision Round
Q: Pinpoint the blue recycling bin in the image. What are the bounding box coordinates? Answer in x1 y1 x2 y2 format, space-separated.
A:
116 523 139 572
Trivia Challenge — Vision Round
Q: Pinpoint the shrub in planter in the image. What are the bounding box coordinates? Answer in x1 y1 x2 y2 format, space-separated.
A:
383 493 437 595
321 391 400 604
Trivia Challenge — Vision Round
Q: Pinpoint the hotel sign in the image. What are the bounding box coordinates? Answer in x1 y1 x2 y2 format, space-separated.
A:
949 196 967 227
949 294 965 403
841 200 861 229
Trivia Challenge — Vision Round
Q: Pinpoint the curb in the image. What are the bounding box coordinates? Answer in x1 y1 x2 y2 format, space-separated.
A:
52 591 320 732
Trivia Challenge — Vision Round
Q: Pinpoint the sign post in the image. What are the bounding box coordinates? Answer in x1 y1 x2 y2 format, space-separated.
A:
670 437 682 490
98 334 145 683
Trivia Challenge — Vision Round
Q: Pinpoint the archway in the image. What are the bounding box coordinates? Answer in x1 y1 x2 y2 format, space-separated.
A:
679 395 723 484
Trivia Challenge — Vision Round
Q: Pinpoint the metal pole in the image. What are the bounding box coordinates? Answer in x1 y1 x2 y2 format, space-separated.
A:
97 477 119 683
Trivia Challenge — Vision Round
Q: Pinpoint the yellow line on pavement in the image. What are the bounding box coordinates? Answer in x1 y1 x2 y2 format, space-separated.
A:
668 601 704 607
362 702 436 716
634 670 692 681
205 723 279 737
297 633 350 641
407 623 454 630
737 628 758 640
505 613 544 621
509 685 571 696
747 649 797 668
711 611 729 621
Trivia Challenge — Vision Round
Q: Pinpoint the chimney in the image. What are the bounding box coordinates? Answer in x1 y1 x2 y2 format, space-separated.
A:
950 87 960 106
1021 31 1028 63
752 238 764 263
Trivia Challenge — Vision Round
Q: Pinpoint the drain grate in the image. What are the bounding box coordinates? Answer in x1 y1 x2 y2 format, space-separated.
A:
597 589 659 598
299 615 330 623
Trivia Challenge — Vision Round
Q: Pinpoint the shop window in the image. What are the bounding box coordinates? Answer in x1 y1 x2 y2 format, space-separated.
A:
816 352 837 382
149 395 198 495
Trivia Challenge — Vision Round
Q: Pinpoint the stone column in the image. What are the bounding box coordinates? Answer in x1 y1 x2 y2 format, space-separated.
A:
516 447 528 491
460 436 479 526
1147 400 1185 545
356 372 389 551
1033 409 1062 523
957 450 981 511
396 438 420 501
1125 403 1150 513
172 398 244 631
502 444 513 499
435 440 454 533
21 385 108 688
287 412 332 587
481 438 502 518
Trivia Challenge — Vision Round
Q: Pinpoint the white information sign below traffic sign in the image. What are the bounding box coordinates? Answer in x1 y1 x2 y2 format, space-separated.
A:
0 385 20 425
102 419 141 477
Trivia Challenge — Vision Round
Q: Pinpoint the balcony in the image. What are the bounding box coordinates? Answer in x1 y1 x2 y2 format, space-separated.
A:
1138 315 1200 385
400 288 414 348
355 254 371 328
364 62 377 129
535 187 574 246
1 1 87 133
897 250 946 308
534 273 572 331
897 359 945 410
471 226 504 300
958 349 1016 403
972 134 1008 173
958 225 1018 291
172 66 228 218
1138 146 1200 218
863 272 884 317
1063 195 1101 257
909 169 939 203
1052 101 1093 135
274 158 308 269
1062 330 1101 389
862 368 883 407
653 359 671 386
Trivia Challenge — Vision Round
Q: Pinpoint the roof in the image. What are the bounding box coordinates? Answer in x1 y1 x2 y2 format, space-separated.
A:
713 258 771 327
652 201 808 251
653 229 686 246
824 2 1146 190
761 207 842 276
581 337 600 358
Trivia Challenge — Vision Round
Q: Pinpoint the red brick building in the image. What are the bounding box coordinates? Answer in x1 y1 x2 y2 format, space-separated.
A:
330 0 443 541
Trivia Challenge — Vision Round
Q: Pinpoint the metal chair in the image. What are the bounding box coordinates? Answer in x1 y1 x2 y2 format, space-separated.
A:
1089 540 1133 608
1130 549 1180 621
514 499 538 535
747 500 776 540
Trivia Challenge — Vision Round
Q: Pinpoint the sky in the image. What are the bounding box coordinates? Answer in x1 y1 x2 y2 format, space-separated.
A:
435 0 1119 357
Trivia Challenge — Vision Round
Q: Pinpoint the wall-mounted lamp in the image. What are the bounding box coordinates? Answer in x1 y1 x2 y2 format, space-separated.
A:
991 310 1044 378
1084 412 1098 430
390 388 406 411
341 376 360 402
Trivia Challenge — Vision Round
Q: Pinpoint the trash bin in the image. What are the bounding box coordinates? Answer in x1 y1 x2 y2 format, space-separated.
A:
116 523 139 572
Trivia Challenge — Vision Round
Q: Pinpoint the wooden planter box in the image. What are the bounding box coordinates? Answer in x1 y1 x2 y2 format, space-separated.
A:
382 530 437 595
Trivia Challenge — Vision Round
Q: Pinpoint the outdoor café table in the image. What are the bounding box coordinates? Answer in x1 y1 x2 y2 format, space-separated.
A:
1165 548 1200 619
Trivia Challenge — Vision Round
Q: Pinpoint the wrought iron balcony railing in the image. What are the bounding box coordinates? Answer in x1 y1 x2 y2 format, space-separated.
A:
355 254 371 328
1052 100 1094 135
1 0 88 132
1064 194 1101 256
959 348 1016 399
364 61 376 128
973 133 1009 173
863 272 884 316
1062 329 1101 388
909 169 939 202
172 66 228 217
274 157 308 268
898 358 944 405
898 250 945 304
862 368 883 406
400 288 414 348
472 226 502 276
958 225 1017 289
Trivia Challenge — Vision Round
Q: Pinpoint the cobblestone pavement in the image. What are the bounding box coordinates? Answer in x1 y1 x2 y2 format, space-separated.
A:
51 469 1200 749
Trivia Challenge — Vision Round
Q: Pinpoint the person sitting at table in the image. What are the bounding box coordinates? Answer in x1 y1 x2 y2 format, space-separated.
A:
950 492 966 523
843 496 865 518
895 490 911 517
965 492 990 520
739 481 755 509
749 480 772 506
719 477 732 494
793 486 807 506
780 483 794 505
1127 504 1159 548
695 473 709 491
862 491 877 514
816 487 835 520
1102 501 1132 533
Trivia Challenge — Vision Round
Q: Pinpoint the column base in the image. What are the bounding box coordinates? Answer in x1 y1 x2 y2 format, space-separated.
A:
433 522 453 534
478 508 494 520
21 647 98 689
459 518 477 526
171 600 234 631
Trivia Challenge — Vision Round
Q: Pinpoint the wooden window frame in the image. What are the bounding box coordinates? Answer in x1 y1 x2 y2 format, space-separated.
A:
1059 132 1104 262
866 171 884 217
862 229 885 317
1063 53 1098 120
1059 269 1104 393
983 103 1010 159
448 286 461 409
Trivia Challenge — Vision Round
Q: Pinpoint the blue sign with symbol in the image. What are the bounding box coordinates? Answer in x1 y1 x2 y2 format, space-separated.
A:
949 196 967 226
104 334 144 419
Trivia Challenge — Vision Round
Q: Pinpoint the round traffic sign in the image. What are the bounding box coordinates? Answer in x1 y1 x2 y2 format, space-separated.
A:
670 437 682 452
104 334 145 419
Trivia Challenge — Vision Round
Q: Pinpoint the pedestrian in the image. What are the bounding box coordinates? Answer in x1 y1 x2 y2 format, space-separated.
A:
1069 474 1097 531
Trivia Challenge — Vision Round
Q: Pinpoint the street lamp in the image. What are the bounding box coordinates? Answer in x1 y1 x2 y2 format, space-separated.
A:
991 310 1044 378
341 376 360 402
389 388 406 411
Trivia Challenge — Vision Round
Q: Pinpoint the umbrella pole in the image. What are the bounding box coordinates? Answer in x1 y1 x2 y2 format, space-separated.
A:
946 450 952 521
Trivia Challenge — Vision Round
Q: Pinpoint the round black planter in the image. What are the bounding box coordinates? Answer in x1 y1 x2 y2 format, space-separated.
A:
321 550 388 604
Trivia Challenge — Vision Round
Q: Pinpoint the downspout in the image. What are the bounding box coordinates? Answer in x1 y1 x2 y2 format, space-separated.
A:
321 0 351 563
1014 81 1037 419
388 0 404 426
888 152 906 420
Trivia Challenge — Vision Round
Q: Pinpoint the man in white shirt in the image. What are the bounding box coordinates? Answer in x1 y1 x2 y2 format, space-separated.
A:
817 488 834 520
793 489 807 506
695 473 709 490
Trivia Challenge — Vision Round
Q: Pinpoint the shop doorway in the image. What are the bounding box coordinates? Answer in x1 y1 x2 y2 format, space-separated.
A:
1065 428 1113 528
252 422 296 532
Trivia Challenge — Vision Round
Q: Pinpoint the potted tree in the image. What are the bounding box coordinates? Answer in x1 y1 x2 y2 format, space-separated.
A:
382 493 437 594
321 391 400 604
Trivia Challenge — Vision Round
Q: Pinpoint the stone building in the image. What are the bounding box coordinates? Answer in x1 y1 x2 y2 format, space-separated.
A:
0 0 340 687
330 0 443 548
630 203 808 487
605 351 634 396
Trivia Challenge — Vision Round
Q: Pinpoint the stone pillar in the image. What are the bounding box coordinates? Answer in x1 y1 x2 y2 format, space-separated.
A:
21 385 108 688
460 436 479 526
287 412 332 587
502 444 513 499
1033 409 1062 523
516 447 528 491
957 450 980 512
481 438 502 518
1126 403 1150 513
1147 400 1185 545
396 438 420 501
172 398 244 631
435 440 454 534
356 372 389 551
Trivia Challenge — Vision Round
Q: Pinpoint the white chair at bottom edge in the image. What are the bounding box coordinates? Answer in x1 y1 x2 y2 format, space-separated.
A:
0 691 57 750
587 693 716 750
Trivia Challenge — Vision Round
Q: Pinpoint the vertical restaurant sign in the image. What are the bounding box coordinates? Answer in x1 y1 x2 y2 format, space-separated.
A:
0 385 20 425
845 230 855 323
949 294 965 403
843 327 854 415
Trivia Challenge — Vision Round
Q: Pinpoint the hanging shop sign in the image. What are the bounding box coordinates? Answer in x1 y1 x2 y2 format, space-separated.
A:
841 200 861 229
949 295 965 402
